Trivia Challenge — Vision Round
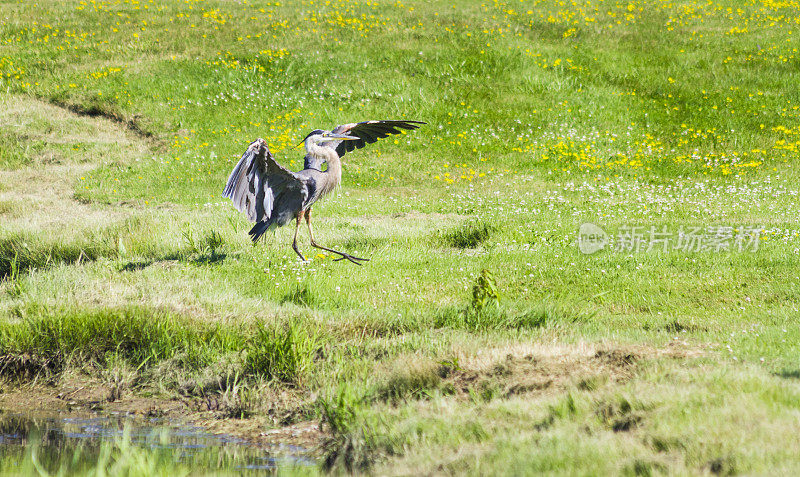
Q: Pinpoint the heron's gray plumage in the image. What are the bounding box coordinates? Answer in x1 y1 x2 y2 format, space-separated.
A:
223 120 425 262
223 138 309 241
302 152 326 172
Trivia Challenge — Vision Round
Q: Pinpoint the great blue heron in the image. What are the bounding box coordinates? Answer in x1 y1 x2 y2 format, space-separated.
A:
223 120 425 264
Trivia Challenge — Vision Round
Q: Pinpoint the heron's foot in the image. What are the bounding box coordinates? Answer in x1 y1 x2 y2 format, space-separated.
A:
292 246 308 262
309 242 369 265
331 252 370 265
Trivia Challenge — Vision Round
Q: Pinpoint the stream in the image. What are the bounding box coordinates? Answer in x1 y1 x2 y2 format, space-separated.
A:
0 412 314 474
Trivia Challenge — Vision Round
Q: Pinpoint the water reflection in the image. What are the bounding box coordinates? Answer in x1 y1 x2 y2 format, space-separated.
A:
0 412 314 474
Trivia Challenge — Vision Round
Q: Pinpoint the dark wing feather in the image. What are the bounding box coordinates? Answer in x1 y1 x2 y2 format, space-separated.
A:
303 152 324 171
223 139 309 242
322 120 426 158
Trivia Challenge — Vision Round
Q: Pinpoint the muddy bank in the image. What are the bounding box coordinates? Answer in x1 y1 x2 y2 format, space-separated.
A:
0 383 323 453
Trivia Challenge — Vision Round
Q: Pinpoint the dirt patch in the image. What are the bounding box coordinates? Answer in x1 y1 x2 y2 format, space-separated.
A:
445 342 701 400
444 351 633 399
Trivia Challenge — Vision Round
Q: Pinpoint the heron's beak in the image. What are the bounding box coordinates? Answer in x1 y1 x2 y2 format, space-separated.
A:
328 133 359 141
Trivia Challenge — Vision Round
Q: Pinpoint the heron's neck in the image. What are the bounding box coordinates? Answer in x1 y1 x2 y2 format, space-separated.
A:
305 140 342 192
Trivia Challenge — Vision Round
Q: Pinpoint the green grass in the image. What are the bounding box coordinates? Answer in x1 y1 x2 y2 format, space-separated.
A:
0 306 323 389
244 320 322 383
1 0 800 474
0 233 117 281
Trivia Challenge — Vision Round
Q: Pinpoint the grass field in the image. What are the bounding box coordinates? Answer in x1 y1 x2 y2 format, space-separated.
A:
1 0 800 474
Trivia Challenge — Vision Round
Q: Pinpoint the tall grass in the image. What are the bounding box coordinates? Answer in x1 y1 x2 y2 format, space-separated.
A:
0 306 323 386
318 385 389 473
0 306 233 369
244 320 322 383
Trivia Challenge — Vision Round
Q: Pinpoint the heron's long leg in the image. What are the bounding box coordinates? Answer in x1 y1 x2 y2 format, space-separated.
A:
292 212 307 262
304 208 369 265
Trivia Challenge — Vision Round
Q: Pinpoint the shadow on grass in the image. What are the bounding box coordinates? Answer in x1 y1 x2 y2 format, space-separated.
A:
341 235 389 251
281 284 317 308
774 369 800 380
119 252 227 272
438 220 496 249
642 320 709 333
433 304 588 332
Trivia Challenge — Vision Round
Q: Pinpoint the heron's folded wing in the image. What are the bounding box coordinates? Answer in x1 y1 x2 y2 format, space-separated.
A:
322 120 426 158
223 138 308 224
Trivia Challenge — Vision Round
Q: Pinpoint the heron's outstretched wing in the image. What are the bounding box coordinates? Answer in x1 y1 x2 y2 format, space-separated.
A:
323 120 426 159
223 138 309 242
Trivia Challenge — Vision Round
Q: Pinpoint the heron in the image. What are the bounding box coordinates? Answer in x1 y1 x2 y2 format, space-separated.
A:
223 120 425 265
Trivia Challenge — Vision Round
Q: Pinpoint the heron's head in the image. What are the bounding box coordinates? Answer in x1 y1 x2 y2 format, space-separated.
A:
302 129 359 145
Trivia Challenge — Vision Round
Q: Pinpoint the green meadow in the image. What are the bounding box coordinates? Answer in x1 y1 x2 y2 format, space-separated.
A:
1 0 800 473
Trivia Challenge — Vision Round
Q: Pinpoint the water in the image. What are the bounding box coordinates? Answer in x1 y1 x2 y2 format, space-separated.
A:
0 412 314 474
